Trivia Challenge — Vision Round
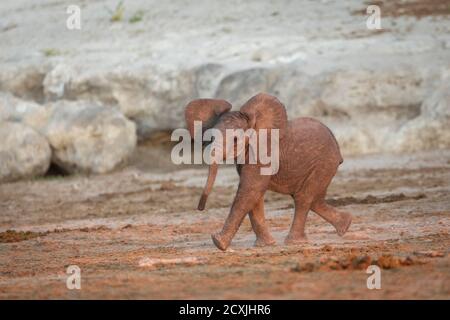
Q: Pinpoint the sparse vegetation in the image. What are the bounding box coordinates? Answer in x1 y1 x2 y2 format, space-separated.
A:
221 27 232 33
0 230 48 243
129 10 145 24
41 48 61 57
107 1 125 22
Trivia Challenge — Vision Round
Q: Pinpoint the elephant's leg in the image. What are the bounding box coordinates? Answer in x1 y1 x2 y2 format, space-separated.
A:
311 200 352 236
305 163 352 236
286 161 352 240
284 195 312 244
212 165 271 251
249 197 276 247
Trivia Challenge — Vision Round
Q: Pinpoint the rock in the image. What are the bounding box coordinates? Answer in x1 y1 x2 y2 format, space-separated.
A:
374 254 422 269
138 256 206 269
0 65 47 103
319 68 425 119
0 93 137 175
3 60 448 157
394 80 450 152
215 68 277 106
50 68 195 139
414 250 445 258
1 0 450 157
0 92 50 129
350 255 372 270
159 181 176 191
270 65 442 155
41 100 137 174
291 262 315 273
43 63 77 100
0 121 51 182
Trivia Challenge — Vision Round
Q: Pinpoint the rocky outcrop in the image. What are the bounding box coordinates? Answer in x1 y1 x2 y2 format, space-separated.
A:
0 93 137 176
0 91 50 129
34 59 448 156
0 121 51 182
41 100 137 174
394 80 450 152
1 0 449 165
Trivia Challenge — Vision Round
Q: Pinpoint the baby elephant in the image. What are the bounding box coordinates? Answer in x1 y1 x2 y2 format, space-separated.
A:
185 93 352 251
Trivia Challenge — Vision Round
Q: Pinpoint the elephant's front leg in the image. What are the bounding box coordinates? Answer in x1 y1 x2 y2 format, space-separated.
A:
212 166 271 251
249 196 276 247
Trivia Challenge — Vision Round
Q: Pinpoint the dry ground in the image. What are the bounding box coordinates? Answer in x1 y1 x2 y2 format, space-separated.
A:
0 148 449 299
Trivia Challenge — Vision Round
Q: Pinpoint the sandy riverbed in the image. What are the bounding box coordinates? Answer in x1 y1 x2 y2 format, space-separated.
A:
0 147 448 299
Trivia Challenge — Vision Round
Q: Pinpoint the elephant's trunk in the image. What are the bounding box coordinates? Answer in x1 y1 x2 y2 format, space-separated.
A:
198 162 218 211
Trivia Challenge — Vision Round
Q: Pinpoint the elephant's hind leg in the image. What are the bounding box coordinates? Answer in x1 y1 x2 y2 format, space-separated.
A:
311 200 352 236
288 161 352 239
285 195 311 244
249 197 276 247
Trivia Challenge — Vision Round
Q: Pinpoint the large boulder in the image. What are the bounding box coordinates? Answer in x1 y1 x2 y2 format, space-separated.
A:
42 63 194 139
393 80 450 152
36 56 447 156
213 64 443 155
0 91 50 129
0 121 51 182
0 64 48 103
41 100 137 174
0 93 138 175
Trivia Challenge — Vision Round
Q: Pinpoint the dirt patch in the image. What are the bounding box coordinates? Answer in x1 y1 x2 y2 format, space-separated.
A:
353 0 450 18
0 230 48 243
0 225 117 243
0 152 449 299
328 193 426 206
290 243 447 273
291 254 425 273
279 193 426 210
290 244 448 273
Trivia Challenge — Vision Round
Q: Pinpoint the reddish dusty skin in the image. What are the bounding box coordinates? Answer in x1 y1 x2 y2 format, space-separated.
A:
185 93 352 251
185 99 232 138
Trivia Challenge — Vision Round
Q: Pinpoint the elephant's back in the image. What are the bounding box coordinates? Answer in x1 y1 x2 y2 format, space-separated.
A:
268 117 342 195
286 117 343 165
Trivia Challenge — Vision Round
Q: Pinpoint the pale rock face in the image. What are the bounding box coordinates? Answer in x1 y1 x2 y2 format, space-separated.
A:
319 69 426 116
0 92 50 129
45 68 195 139
43 64 77 100
42 100 137 174
312 67 430 155
0 93 138 175
0 121 51 182
0 65 48 103
1 0 450 159
215 68 276 106
394 81 450 152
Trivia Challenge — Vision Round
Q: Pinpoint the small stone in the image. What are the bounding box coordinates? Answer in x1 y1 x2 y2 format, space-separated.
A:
351 255 372 270
291 262 315 273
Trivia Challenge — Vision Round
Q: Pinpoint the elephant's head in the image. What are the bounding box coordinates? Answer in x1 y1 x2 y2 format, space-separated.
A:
184 93 288 211
185 99 232 138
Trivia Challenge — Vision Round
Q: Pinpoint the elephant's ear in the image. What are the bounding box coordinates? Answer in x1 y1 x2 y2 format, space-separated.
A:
185 99 232 137
240 93 288 140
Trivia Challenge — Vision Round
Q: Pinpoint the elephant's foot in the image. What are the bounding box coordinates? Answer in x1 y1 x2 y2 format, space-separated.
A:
333 212 352 236
284 233 308 245
211 232 230 251
254 234 276 247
